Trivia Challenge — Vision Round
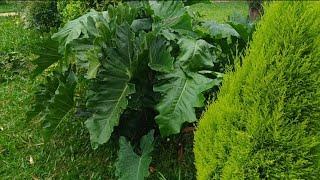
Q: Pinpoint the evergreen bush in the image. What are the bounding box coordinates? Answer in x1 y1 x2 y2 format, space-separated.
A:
23 1 60 32
194 2 320 179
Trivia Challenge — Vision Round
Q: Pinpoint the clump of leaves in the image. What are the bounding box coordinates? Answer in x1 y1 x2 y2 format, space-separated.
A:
29 1 252 178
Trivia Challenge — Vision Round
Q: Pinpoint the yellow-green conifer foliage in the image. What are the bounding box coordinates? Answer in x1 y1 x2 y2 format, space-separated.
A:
194 2 320 179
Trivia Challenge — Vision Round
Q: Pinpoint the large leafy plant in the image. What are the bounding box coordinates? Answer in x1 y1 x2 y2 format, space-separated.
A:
29 1 251 178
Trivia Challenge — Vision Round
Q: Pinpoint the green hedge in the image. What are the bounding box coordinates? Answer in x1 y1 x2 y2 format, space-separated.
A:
24 1 61 32
194 1 320 179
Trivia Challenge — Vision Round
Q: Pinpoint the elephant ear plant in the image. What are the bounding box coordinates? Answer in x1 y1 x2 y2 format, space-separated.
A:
29 1 252 178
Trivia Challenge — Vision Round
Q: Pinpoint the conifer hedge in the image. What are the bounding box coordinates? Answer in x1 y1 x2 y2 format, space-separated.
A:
194 2 320 179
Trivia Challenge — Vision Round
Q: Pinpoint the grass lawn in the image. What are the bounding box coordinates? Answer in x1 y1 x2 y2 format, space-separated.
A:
0 2 21 13
190 1 249 22
0 1 248 179
0 17 40 53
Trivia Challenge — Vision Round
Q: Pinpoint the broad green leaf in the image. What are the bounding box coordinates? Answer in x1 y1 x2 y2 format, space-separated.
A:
32 39 62 77
148 35 174 73
68 38 97 69
52 20 83 53
149 1 185 19
86 79 135 149
107 3 140 25
85 23 139 149
178 38 215 72
152 26 218 136
202 21 240 39
86 48 101 79
43 71 77 129
164 13 193 33
52 10 109 54
27 73 60 119
227 20 255 43
150 1 193 35
50 10 110 76
160 29 177 41
116 130 154 180
154 68 215 136
131 18 152 32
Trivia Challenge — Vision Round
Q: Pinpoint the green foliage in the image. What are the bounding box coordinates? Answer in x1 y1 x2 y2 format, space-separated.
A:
57 0 87 24
85 22 140 148
51 10 109 55
32 38 62 77
24 1 61 32
154 68 214 135
28 70 77 131
194 1 320 179
27 73 59 119
116 130 154 180
57 0 121 24
42 70 77 129
30 1 252 178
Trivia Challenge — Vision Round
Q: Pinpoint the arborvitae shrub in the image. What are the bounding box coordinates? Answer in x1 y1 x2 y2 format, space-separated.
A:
194 2 320 179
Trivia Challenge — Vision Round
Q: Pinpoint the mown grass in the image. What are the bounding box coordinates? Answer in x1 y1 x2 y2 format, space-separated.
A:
0 17 40 53
0 78 41 178
0 14 42 178
190 1 248 22
0 1 247 179
0 2 21 13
